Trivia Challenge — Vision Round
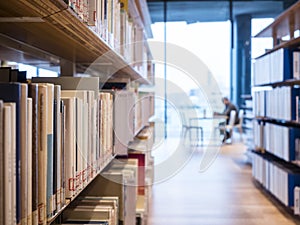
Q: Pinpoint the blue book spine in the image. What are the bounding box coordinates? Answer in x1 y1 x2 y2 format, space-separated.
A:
0 83 22 224
283 48 293 81
288 173 300 207
290 87 300 120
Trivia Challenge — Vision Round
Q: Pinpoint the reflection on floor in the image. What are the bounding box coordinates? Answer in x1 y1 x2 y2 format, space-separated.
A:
147 135 300 225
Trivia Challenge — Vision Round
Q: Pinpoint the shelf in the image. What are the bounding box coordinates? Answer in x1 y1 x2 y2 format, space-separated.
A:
47 154 115 224
252 78 300 88
251 149 300 172
254 1 300 48
244 116 254 120
255 116 300 128
255 1 300 39
0 0 152 85
240 105 252 110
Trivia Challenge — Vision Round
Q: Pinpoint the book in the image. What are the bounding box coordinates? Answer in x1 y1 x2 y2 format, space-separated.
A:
37 84 48 225
35 83 55 219
0 83 26 225
0 67 11 83
60 100 66 208
83 161 137 225
28 84 39 225
62 91 88 192
20 84 28 225
252 151 300 207
294 51 300 80
61 97 76 199
4 102 16 225
253 48 294 85
53 85 62 212
27 98 33 225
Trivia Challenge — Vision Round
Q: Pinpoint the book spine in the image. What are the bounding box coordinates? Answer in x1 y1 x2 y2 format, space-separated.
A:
46 84 55 218
20 84 28 225
3 103 15 225
37 85 47 225
62 97 76 199
28 84 39 225
27 98 33 225
60 100 66 207
54 85 61 213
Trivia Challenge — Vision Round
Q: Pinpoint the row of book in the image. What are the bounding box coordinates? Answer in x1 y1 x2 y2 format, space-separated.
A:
253 121 300 162
0 73 154 225
253 86 300 121
252 48 295 86
53 124 154 225
252 151 300 209
64 0 149 78
264 123 300 162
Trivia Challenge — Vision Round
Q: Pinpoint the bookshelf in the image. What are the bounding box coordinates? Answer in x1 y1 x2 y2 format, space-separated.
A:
0 0 153 84
0 0 155 224
252 0 300 215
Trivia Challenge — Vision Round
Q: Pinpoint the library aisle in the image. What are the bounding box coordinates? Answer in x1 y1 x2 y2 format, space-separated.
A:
147 138 300 225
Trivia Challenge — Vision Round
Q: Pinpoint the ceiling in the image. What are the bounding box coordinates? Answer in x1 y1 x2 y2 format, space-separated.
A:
146 0 297 23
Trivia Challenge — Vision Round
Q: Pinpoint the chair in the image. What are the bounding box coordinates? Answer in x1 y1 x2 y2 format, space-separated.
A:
181 110 204 145
233 109 244 140
218 110 236 143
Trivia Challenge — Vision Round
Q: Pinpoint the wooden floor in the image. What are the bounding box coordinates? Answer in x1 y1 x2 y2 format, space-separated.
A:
147 137 300 225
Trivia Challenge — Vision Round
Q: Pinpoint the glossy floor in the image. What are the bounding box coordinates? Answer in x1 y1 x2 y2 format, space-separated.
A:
147 137 300 225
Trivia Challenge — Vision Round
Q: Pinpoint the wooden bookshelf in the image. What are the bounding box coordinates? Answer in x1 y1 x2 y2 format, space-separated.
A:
252 1 300 215
255 1 300 47
0 0 153 84
0 0 155 224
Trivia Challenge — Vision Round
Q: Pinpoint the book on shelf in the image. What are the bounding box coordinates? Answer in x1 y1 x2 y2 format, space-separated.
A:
28 83 39 225
0 67 11 82
61 196 119 225
37 84 48 225
82 159 137 225
3 102 16 225
27 98 33 225
99 92 114 169
252 151 300 207
264 123 300 161
111 90 135 155
253 86 300 121
253 48 294 85
54 85 62 213
294 186 300 215
77 196 119 222
0 82 28 225
60 97 76 199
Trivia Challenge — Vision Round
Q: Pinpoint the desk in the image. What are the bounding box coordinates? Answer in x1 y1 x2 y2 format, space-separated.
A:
188 116 228 143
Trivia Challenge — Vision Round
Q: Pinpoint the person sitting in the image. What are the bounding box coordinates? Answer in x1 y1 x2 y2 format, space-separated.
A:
214 97 239 143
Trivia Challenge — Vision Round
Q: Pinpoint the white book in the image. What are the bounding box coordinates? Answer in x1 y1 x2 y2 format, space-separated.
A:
294 51 300 79
4 103 16 225
54 85 62 213
62 90 89 192
61 97 76 199
295 186 300 215
27 98 33 225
